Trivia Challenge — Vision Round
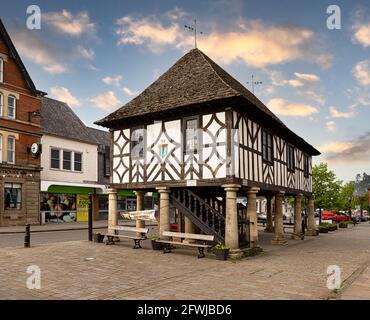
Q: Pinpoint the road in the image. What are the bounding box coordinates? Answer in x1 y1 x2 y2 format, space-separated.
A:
0 229 100 248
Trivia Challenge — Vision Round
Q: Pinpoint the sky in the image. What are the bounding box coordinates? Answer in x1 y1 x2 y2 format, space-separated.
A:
1 0 370 182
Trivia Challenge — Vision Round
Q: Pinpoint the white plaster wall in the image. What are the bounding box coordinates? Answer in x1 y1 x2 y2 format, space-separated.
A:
41 134 98 184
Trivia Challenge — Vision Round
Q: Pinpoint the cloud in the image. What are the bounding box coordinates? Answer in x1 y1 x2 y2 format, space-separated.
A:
123 87 139 97
318 141 354 154
270 71 320 88
294 72 320 83
43 10 96 37
326 121 336 132
299 90 325 105
50 86 80 107
10 26 67 74
76 45 95 60
353 23 370 47
116 12 332 68
267 98 319 117
353 60 370 86
91 91 121 112
318 133 370 163
86 64 99 71
102 75 123 87
116 15 180 53
329 106 355 118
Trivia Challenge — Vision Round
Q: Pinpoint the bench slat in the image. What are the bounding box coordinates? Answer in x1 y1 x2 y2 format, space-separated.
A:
162 231 214 241
109 226 148 233
156 240 211 248
102 234 144 240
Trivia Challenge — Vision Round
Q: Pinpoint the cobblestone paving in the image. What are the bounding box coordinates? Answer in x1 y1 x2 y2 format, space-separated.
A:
0 224 369 300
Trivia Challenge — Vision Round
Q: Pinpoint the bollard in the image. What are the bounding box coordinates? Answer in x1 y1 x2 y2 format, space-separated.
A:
24 224 30 248
88 193 93 241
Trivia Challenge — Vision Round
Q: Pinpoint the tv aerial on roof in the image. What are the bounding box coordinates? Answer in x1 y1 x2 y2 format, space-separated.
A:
184 19 204 49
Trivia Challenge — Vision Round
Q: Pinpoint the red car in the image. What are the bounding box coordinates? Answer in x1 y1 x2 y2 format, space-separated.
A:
322 210 350 222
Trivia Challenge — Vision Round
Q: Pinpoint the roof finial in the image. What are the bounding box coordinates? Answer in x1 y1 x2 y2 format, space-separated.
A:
184 19 203 49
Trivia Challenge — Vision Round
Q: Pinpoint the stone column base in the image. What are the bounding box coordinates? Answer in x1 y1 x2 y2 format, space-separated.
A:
264 226 274 233
271 237 288 245
228 249 244 260
306 229 319 236
291 233 304 240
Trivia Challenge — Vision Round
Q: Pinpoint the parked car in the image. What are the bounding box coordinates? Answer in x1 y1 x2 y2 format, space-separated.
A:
322 210 350 222
257 212 267 223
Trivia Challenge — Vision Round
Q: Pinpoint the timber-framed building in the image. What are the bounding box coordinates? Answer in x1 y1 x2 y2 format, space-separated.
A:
96 48 321 256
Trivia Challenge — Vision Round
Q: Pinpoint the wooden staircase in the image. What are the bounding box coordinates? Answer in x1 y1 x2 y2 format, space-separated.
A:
170 189 225 243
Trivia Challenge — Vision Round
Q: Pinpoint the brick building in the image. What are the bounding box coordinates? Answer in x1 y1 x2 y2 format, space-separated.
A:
0 19 45 226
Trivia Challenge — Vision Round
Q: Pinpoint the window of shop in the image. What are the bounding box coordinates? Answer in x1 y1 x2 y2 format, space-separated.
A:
74 152 82 172
40 192 77 223
4 183 22 210
8 95 16 120
7 136 15 163
51 148 60 169
63 150 71 170
0 134 2 162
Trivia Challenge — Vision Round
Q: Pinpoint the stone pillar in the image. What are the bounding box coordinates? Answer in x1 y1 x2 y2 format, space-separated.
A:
156 187 171 238
107 189 118 235
135 190 145 236
306 195 318 236
222 184 242 258
184 216 196 243
265 195 274 233
246 187 260 247
292 194 304 240
271 192 287 245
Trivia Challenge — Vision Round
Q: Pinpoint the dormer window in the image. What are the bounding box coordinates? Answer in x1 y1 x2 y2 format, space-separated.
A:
0 58 3 83
8 95 16 119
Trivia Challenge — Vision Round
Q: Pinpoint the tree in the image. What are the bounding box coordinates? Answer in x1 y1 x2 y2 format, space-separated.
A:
337 181 355 212
312 163 342 211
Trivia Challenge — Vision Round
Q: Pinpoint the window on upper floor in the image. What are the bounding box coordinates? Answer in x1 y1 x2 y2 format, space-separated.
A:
0 134 2 162
8 95 16 120
50 148 60 169
0 58 3 83
131 128 145 159
104 146 110 177
63 150 71 170
287 144 295 171
0 93 3 116
304 154 309 177
184 117 199 154
262 130 273 163
74 152 82 172
7 136 15 164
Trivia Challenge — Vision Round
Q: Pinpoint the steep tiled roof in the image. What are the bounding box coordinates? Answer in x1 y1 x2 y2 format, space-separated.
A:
41 97 109 146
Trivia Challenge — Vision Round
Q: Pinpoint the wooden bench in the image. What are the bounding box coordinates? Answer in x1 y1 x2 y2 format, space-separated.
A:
155 231 215 258
103 226 149 249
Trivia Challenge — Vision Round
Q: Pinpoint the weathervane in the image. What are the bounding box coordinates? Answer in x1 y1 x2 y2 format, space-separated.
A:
247 74 262 94
184 19 203 49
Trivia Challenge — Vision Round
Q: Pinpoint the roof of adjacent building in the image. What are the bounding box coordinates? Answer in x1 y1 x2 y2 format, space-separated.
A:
95 48 319 155
0 19 46 96
41 97 109 146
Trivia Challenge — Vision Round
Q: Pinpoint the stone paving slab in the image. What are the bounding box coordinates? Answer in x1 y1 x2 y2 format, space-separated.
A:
0 223 369 300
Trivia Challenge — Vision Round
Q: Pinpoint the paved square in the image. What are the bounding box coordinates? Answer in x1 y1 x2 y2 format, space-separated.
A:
0 224 369 300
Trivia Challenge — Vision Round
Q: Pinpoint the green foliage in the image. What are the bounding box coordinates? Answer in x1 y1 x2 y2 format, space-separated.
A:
150 235 160 240
213 242 229 250
312 163 343 211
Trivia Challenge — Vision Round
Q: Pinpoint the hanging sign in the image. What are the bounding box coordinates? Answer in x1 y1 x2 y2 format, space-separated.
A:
120 210 157 222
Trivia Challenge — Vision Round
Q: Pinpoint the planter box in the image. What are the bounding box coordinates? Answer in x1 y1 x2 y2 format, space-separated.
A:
214 248 229 260
318 227 329 233
151 240 163 250
339 223 348 228
93 233 105 243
